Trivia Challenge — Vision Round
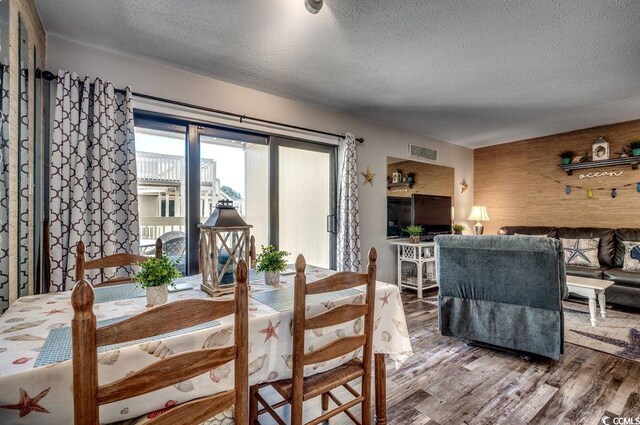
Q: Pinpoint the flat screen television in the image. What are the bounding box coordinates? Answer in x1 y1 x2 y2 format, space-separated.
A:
387 194 452 239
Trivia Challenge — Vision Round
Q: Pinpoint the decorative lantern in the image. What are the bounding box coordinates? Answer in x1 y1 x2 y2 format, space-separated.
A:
199 200 254 297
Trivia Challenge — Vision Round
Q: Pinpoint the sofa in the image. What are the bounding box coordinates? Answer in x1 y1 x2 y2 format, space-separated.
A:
498 226 640 309
434 235 567 360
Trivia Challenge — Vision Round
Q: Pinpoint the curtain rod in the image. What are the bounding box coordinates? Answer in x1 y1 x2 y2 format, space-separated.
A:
37 69 364 144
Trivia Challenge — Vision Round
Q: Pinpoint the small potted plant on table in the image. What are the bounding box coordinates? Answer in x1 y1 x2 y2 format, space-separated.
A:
257 245 290 285
559 150 575 165
452 224 465 235
134 255 182 307
629 140 640 157
404 225 423 244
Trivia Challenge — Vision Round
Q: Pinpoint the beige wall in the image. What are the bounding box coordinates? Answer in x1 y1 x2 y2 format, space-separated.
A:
475 119 640 234
46 35 474 284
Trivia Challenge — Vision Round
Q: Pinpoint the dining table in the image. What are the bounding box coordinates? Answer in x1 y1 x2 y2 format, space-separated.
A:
0 265 413 424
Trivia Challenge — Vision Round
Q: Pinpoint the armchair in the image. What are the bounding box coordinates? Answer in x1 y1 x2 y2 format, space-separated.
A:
434 235 567 359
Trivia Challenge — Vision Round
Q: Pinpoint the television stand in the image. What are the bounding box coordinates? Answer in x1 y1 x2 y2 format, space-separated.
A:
389 240 438 299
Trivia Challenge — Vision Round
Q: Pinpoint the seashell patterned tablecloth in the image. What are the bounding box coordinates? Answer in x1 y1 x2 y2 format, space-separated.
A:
0 268 413 424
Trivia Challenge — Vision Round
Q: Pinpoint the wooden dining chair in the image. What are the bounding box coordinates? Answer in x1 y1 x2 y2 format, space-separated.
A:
71 260 249 425
75 240 162 286
250 248 377 425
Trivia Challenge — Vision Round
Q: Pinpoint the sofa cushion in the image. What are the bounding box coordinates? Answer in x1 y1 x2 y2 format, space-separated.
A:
603 268 640 288
605 284 640 309
622 241 640 272
614 228 640 268
557 227 615 267
565 265 608 279
560 238 601 268
498 226 558 238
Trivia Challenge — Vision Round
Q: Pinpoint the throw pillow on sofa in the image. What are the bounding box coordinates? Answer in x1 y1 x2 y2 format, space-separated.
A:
560 238 600 268
622 241 640 272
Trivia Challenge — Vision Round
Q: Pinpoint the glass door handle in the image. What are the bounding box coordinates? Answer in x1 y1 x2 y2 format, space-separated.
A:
327 214 337 234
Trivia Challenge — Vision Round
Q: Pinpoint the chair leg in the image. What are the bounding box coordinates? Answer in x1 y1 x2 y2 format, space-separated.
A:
321 393 329 411
250 384 259 424
361 375 371 425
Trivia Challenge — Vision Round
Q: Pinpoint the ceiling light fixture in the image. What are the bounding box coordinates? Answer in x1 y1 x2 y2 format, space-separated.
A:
305 0 323 14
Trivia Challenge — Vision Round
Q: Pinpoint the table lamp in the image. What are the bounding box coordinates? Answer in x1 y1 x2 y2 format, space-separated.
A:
467 206 490 235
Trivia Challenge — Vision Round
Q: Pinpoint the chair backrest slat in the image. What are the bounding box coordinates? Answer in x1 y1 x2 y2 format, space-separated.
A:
305 303 368 330
75 240 163 286
84 252 148 271
97 346 236 404
96 299 236 346
305 272 369 295
71 260 249 425
303 335 366 366
145 389 236 425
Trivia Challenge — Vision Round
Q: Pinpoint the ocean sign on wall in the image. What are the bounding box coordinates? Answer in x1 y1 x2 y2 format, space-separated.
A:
579 171 624 179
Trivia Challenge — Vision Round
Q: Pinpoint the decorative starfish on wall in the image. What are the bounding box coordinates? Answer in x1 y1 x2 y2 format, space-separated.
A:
564 239 597 265
259 319 280 342
0 387 51 417
460 179 469 194
361 167 375 186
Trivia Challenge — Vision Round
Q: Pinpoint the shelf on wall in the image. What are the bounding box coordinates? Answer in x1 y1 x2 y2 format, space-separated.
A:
559 157 640 176
387 182 414 189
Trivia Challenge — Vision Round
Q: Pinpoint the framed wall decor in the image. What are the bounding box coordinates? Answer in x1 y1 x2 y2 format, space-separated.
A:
592 137 610 161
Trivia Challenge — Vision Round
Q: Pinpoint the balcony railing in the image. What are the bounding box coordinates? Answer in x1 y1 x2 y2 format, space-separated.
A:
137 152 216 185
139 217 186 240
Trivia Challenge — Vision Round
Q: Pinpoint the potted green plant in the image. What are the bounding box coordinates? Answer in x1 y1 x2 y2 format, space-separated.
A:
257 245 290 285
403 225 423 243
134 255 182 307
452 224 465 235
629 140 640 157
558 150 575 165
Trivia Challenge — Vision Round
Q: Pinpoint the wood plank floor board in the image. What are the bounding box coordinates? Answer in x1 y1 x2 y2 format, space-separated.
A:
465 361 555 425
607 360 640 416
253 292 640 424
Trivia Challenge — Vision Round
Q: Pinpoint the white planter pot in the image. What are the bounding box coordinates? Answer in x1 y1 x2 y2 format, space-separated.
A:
146 284 168 307
265 271 280 285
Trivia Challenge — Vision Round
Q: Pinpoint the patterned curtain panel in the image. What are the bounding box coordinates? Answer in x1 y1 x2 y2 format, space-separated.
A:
49 71 139 292
18 63 28 295
336 132 361 272
0 66 9 311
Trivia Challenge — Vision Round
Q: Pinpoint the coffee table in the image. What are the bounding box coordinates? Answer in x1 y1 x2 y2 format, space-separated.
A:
565 275 614 327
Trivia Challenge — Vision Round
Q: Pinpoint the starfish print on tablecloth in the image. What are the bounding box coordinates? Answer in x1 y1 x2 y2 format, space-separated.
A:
259 319 280 342
570 328 640 360
0 387 51 417
380 291 390 307
564 239 597 265
42 308 66 316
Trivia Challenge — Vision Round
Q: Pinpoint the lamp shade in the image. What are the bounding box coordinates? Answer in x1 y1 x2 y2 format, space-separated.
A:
467 206 490 222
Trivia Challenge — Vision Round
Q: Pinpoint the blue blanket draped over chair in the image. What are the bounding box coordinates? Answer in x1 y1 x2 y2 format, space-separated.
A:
434 235 568 359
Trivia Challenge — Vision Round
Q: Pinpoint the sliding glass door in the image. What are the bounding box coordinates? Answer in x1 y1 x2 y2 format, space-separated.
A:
273 138 336 269
134 118 187 274
134 113 337 274
198 129 270 252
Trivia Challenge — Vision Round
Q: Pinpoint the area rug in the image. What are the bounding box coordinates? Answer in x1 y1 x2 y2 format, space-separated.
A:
422 297 640 363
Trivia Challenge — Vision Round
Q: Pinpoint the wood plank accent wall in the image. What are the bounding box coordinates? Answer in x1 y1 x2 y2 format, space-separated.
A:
8 0 45 303
474 119 640 234
387 160 454 199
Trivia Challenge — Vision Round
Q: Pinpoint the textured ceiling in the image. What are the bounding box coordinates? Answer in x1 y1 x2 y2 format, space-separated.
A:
36 0 640 147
